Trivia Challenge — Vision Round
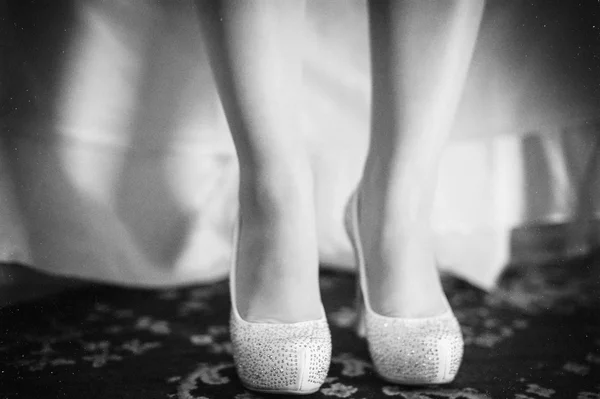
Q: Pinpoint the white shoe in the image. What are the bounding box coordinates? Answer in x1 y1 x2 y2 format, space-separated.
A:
229 221 331 394
346 193 464 385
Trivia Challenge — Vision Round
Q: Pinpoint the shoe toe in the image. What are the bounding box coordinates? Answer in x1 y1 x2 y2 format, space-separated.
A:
367 312 464 385
231 317 331 394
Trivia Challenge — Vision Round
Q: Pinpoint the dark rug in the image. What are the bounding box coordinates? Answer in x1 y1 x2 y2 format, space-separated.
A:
1 254 599 399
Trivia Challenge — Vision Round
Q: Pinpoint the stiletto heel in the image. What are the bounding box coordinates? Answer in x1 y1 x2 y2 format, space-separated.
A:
346 193 464 385
355 278 367 338
229 221 332 395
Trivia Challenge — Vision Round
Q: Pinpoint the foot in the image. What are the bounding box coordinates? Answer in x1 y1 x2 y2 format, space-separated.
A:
235 169 323 324
356 178 449 318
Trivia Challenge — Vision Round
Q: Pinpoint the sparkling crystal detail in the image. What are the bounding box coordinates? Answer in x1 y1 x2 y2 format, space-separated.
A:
365 309 464 384
230 313 331 392
345 192 465 385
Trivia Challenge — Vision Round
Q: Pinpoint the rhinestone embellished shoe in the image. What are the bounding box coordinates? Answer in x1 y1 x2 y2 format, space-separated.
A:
346 193 464 385
229 221 332 395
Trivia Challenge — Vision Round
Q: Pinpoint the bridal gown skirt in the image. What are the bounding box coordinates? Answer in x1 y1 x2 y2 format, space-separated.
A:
1 0 599 291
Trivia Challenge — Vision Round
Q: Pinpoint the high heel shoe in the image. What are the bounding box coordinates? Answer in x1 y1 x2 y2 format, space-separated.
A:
229 221 332 395
346 193 464 385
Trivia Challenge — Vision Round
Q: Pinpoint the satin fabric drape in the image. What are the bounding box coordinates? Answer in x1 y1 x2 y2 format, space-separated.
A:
1 0 599 290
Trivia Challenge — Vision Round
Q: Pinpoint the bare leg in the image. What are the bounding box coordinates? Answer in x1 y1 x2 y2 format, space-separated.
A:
360 0 484 317
195 0 321 323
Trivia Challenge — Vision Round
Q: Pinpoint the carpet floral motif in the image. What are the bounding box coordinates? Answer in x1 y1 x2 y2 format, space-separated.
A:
1 258 599 398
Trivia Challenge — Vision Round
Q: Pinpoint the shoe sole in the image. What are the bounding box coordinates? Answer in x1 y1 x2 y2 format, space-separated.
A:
243 385 321 395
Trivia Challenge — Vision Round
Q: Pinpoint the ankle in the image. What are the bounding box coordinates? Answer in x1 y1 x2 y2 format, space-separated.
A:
353 181 448 318
240 161 314 220
358 175 434 234
234 161 322 323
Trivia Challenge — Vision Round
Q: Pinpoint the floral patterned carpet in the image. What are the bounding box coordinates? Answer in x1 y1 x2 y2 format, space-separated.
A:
1 252 599 399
